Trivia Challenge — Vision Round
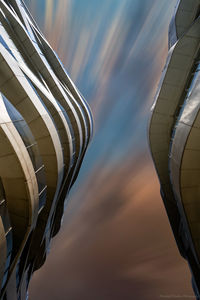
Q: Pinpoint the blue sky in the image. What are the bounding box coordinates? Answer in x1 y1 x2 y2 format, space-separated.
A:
22 1 194 299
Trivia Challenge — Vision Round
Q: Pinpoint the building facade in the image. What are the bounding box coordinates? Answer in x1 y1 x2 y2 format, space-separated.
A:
149 0 200 297
0 0 93 299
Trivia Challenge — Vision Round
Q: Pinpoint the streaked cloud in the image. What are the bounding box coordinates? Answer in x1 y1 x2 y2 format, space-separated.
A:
29 155 192 300
22 0 195 299
44 0 53 35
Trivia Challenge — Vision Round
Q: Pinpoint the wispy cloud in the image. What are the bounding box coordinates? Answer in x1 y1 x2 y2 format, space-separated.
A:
24 0 194 299
30 154 192 300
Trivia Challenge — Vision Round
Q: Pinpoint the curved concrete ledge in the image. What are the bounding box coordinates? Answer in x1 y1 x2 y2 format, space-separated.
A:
0 0 93 298
0 43 64 204
169 73 200 264
149 0 200 294
0 94 38 234
169 0 200 48
0 94 41 295
31 24 93 142
13 0 93 144
0 3 84 160
149 16 200 191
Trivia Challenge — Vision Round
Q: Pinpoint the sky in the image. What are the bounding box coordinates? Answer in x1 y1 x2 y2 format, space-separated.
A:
22 0 194 299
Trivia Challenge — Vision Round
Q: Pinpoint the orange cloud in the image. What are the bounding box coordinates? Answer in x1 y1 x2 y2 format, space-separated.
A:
30 154 193 300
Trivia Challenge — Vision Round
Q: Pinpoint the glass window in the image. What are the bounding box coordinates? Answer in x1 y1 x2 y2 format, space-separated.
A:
4 253 11 273
27 144 43 171
39 188 47 210
1 271 8 289
0 205 10 234
35 166 46 194
186 71 199 99
5 230 12 255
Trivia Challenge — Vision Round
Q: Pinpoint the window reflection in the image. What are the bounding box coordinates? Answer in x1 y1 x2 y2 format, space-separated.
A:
170 58 200 154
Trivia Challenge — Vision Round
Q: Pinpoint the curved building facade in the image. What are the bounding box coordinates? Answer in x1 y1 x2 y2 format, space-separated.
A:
0 0 93 299
149 0 200 296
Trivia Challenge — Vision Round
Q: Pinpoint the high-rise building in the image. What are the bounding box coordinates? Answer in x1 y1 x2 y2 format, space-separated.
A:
0 0 93 299
149 0 200 297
